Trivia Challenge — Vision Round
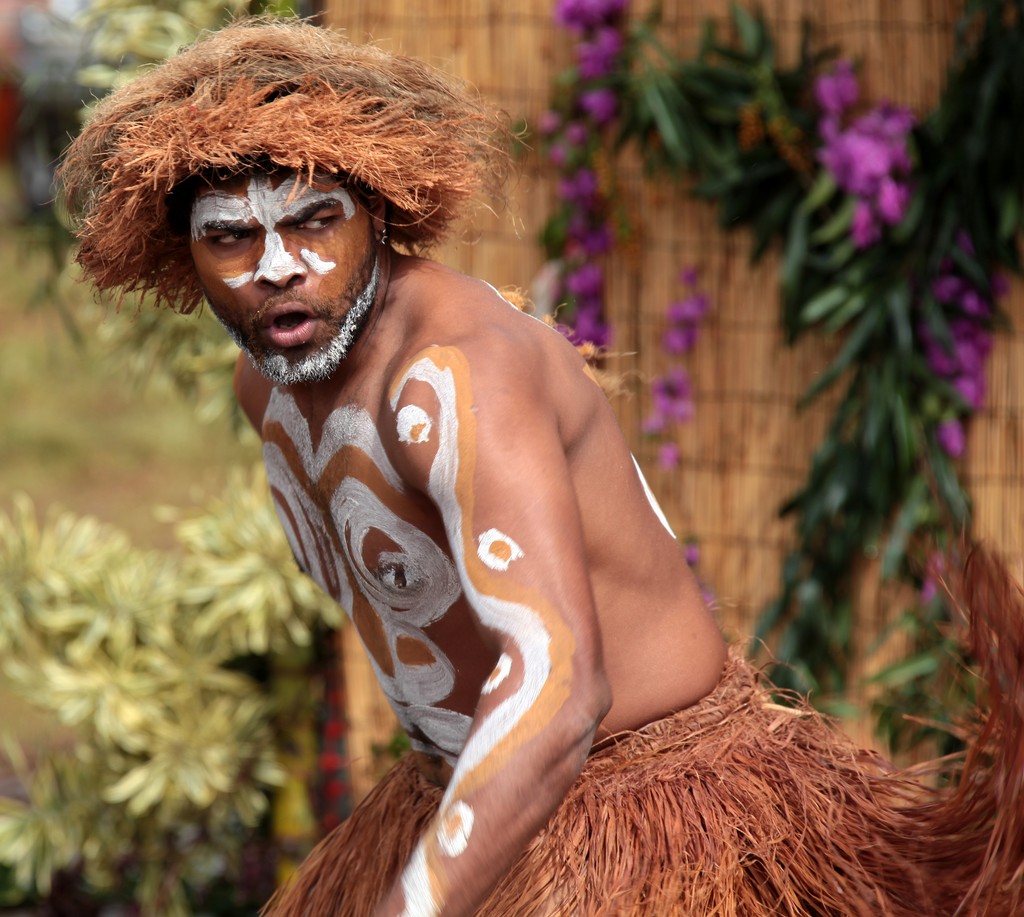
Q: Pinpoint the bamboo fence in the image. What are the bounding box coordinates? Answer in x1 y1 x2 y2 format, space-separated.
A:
322 0 1024 791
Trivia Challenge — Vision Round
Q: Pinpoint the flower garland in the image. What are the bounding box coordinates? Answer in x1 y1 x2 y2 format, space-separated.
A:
641 266 712 471
539 0 630 345
539 0 1022 747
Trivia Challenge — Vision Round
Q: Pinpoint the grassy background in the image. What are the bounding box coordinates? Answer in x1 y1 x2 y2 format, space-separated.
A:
0 168 256 547
0 165 256 748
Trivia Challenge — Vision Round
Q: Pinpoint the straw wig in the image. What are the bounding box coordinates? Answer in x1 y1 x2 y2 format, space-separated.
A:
59 17 513 313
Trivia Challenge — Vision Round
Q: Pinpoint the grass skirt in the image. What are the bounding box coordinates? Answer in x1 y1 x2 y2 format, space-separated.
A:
264 549 1024 916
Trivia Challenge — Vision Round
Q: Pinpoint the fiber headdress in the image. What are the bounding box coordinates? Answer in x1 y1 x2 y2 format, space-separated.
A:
59 17 512 313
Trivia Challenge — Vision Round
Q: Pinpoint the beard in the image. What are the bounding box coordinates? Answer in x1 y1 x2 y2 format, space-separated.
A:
213 253 381 386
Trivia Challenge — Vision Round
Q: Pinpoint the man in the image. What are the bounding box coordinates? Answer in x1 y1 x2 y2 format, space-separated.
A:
60 17 1024 917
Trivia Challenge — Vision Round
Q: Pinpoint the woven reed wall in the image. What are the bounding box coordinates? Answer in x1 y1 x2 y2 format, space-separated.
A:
325 0 1024 780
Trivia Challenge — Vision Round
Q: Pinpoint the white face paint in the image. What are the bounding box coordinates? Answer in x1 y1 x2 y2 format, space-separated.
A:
190 175 353 289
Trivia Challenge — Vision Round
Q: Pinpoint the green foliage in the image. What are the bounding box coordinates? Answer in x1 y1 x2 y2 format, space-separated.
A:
81 294 244 427
0 472 335 913
541 1 1022 749
76 0 253 93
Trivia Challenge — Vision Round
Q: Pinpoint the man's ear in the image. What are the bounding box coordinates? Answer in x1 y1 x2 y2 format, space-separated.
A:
362 191 390 244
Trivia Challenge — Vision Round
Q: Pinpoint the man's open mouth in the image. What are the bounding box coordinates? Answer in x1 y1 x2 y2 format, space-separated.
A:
259 302 320 349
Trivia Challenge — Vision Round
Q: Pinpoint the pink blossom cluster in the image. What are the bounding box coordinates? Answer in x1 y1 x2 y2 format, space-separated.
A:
543 0 629 346
815 61 916 248
916 234 1005 458
643 267 711 470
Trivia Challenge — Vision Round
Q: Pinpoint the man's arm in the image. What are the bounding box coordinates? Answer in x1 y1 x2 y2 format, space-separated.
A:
376 344 611 917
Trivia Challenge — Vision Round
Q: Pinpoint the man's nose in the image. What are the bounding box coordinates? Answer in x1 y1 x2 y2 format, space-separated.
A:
254 231 307 287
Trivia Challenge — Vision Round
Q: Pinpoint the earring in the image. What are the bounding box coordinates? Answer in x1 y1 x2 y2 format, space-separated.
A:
380 224 389 247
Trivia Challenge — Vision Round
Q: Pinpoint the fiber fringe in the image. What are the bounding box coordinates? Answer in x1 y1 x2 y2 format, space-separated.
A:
57 17 512 314
264 545 1024 916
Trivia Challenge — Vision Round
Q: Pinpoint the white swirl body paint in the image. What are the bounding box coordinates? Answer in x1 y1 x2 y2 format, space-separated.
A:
190 174 353 288
262 388 471 760
392 354 555 915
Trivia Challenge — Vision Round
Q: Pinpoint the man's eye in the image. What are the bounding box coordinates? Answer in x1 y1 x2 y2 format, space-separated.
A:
209 228 251 246
298 214 337 231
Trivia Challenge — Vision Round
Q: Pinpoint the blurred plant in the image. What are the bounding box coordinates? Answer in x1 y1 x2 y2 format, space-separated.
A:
76 291 246 426
75 0 253 93
538 0 1022 748
0 470 339 913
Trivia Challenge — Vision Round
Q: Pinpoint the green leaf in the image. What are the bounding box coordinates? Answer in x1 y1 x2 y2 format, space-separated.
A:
802 171 838 212
823 290 867 334
810 196 856 245
868 651 940 688
881 477 927 580
781 206 810 323
798 285 848 326
642 80 693 168
998 191 1021 241
799 306 881 406
730 3 764 57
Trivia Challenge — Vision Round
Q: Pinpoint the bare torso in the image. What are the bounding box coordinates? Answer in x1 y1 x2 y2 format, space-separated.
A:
236 255 726 761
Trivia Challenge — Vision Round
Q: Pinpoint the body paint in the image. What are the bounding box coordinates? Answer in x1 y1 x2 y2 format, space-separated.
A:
390 349 575 916
632 455 676 536
261 389 472 760
190 175 354 289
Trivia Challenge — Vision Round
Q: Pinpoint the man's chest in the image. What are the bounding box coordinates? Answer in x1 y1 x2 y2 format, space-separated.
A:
259 388 456 612
259 388 481 759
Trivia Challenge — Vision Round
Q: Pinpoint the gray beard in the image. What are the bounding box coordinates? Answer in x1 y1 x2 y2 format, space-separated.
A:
223 256 381 386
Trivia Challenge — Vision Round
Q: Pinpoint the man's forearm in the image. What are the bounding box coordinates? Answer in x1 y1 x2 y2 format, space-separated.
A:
376 700 603 917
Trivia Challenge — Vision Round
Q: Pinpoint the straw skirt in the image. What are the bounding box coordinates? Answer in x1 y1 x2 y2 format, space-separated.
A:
264 549 1024 916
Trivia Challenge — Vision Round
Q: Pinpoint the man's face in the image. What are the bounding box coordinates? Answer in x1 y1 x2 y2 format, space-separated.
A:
188 170 381 385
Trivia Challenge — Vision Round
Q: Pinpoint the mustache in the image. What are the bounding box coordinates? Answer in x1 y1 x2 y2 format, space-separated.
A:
250 293 334 332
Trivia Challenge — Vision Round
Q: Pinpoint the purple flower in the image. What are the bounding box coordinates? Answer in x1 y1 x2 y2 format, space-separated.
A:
663 323 698 355
851 199 881 248
577 26 624 79
959 288 991 318
876 177 910 225
547 143 568 168
932 275 965 304
566 261 604 298
652 368 693 422
571 305 611 347
818 99 916 249
920 329 958 376
563 120 590 148
814 60 859 116
580 87 618 125
820 132 893 197
537 110 562 136
920 574 937 604
953 374 986 411
679 265 699 287
555 0 626 32
667 294 709 323
936 418 966 458
658 441 681 471
642 413 666 434
558 167 599 204
684 541 701 567
577 224 614 256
